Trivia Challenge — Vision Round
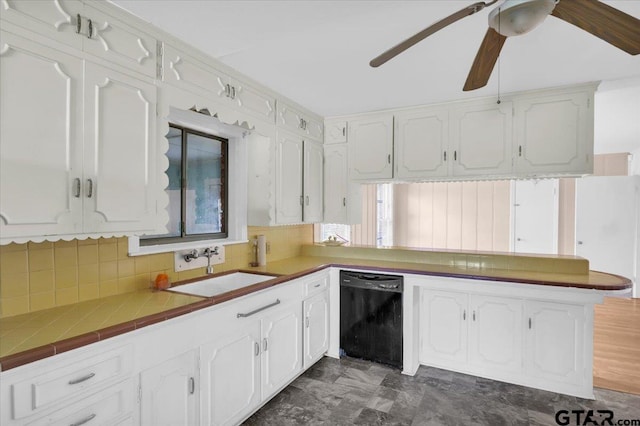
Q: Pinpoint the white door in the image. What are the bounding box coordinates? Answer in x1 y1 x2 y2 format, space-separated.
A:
261 305 302 400
524 301 585 387
323 144 348 224
513 179 559 254
325 120 347 144
201 323 261 426
83 61 157 234
140 351 198 426
303 291 329 369
0 30 84 241
275 131 303 224
420 290 468 368
348 114 394 180
468 295 523 374
514 90 593 175
576 176 638 292
451 100 513 177
303 140 324 223
395 107 449 179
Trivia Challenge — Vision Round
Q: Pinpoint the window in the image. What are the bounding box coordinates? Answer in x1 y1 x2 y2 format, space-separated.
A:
141 124 228 245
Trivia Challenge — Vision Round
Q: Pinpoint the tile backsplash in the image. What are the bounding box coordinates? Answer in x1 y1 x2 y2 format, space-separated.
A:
0 225 313 318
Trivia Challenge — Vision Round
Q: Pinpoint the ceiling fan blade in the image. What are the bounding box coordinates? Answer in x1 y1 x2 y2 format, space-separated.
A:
463 28 506 91
370 1 498 68
551 0 640 55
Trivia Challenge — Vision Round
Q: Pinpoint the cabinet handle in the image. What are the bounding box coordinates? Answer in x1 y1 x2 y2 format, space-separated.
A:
87 19 93 39
343 197 346 207
528 318 532 329
306 195 309 206
300 195 304 206
306 317 310 328
237 299 281 318
73 178 81 198
225 83 230 97
387 154 391 164
472 311 476 321
231 86 236 99
314 283 321 288
70 413 96 426
444 151 447 161
76 14 82 34
68 372 95 385
454 150 457 161
519 145 522 157
86 179 93 198
299 118 304 129
263 338 268 352
342 126 346 136
463 310 466 320
254 341 260 356
189 377 195 394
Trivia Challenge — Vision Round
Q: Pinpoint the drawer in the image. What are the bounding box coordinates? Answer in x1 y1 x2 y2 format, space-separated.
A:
26 378 135 426
12 345 133 420
304 274 329 298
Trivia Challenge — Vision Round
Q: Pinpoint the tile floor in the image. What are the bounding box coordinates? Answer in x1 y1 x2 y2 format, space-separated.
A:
244 357 640 425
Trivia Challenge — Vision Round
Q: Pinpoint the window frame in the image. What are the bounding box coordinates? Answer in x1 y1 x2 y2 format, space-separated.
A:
141 123 229 245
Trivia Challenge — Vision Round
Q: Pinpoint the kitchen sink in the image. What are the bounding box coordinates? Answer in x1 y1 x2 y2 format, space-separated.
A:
167 272 276 297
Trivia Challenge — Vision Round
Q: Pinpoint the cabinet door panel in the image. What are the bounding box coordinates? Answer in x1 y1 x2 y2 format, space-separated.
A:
162 44 227 99
275 131 303 224
349 115 393 180
303 292 329 369
515 91 593 175
0 0 83 49
451 101 512 176
395 108 448 178
323 145 348 223
325 121 347 144
83 5 155 77
201 323 261 426
420 290 468 366
141 351 198 426
0 31 83 239
261 306 302 399
83 62 156 233
232 79 276 123
525 301 585 386
469 295 522 374
303 141 324 223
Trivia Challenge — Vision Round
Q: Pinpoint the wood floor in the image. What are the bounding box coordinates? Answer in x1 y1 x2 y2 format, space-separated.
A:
594 297 640 395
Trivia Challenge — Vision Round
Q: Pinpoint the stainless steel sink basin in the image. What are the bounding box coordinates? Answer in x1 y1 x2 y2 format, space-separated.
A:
167 272 276 297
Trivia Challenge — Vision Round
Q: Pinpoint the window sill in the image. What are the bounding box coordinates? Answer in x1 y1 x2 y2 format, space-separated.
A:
127 236 249 257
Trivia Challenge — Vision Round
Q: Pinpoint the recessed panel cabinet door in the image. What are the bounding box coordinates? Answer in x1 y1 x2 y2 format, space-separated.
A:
275 131 303 224
201 323 261 426
348 114 394 180
140 350 199 426
83 62 156 233
0 31 83 240
468 295 523 374
395 108 449 179
420 290 468 367
303 141 324 223
261 306 302 400
303 292 329 369
323 145 348 224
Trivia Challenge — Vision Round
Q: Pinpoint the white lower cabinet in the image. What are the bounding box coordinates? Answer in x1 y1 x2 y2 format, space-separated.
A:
140 350 199 426
303 291 330 369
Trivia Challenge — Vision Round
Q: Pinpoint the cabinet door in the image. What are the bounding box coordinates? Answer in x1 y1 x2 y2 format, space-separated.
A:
514 90 593 175
323 144 348 224
83 61 157 234
395 108 449 179
324 120 347 144
162 44 228 100
525 301 585 387
451 100 513 177
348 114 393 180
303 140 324 223
420 290 468 367
303 291 329 369
277 100 307 137
231 78 276 123
140 351 198 426
468 295 523 374
201 323 261 426
275 131 303 224
0 0 83 49
261 305 303 400
0 30 84 240
304 116 324 141
83 4 156 77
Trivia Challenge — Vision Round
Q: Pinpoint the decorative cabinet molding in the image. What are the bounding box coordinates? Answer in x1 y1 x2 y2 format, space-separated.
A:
277 100 323 141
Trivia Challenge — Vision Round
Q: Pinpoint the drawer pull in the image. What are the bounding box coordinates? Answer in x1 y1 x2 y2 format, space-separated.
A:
237 299 280 318
314 283 321 288
189 377 195 395
70 413 96 426
68 372 95 385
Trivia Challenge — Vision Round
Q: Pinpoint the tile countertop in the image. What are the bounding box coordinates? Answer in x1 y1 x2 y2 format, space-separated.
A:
0 248 631 371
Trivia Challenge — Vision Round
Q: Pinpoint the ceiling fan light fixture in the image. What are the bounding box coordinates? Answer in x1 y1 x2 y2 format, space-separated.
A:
489 0 557 37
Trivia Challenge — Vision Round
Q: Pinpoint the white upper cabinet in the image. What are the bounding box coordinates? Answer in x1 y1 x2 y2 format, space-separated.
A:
348 114 394 180
514 88 593 176
451 100 513 177
324 120 347 144
395 107 449 179
323 145 349 224
275 131 304 224
0 0 83 48
277 100 323 140
230 77 277 123
303 140 324 223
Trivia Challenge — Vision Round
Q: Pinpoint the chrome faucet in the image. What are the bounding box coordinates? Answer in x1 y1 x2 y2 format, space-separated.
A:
184 249 199 262
202 246 219 274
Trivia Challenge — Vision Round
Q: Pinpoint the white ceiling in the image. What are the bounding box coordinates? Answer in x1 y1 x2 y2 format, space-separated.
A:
112 0 640 117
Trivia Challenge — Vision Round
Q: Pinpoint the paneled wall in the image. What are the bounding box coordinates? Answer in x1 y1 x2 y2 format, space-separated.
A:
393 181 511 251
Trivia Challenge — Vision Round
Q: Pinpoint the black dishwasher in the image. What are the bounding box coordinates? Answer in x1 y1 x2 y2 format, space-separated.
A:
340 270 403 368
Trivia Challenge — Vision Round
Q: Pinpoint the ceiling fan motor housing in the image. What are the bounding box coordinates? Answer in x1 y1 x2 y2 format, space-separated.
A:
489 0 558 37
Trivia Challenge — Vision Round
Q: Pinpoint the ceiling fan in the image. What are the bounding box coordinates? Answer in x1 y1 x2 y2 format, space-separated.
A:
370 0 640 91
